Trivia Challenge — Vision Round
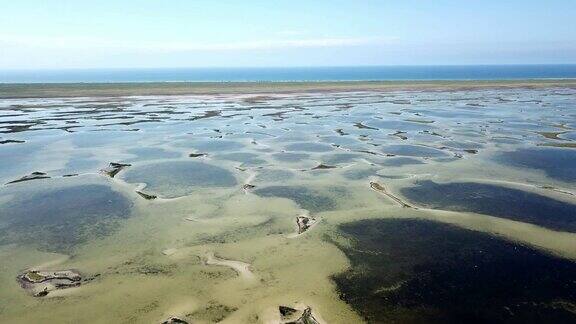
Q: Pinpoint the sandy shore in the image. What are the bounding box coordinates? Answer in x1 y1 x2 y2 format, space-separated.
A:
205 252 255 281
0 79 575 98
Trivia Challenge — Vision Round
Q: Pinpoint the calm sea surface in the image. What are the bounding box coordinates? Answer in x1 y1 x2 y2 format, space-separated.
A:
1 65 576 83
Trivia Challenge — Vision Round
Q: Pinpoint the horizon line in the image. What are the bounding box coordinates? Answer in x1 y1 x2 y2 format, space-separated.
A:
2 63 576 72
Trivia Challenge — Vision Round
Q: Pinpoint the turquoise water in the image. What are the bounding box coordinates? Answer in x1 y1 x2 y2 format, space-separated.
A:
1 65 576 83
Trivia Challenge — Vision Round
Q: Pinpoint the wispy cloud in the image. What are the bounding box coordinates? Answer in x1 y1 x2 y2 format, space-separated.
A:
0 35 396 52
276 29 307 37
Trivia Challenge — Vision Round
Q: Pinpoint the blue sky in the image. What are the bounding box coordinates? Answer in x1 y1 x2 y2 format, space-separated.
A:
1 0 575 69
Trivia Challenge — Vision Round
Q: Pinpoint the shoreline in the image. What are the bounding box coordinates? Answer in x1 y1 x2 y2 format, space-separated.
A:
0 79 575 99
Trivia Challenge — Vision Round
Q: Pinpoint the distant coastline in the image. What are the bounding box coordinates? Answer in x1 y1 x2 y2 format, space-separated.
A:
1 79 575 99
1 65 576 84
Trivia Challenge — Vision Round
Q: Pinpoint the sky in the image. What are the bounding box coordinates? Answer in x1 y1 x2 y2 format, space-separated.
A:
0 0 575 69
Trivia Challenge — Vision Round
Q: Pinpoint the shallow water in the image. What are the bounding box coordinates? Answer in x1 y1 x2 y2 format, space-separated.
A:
495 147 576 182
401 180 576 232
333 218 576 323
123 161 238 198
0 180 131 252
0 87 576 323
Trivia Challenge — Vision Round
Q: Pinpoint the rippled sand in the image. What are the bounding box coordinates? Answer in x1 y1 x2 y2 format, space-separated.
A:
0 83 575 323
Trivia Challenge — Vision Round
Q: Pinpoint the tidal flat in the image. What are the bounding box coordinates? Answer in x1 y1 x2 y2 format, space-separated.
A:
1 82 576 323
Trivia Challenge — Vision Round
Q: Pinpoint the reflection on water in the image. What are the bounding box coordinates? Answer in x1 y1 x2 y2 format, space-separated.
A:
0 87 576 323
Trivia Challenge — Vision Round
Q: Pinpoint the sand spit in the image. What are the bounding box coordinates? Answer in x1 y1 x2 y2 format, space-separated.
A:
243 170 258 193
136 190 157 200
370 181 414 208
205 252 255 281
5 171 50 185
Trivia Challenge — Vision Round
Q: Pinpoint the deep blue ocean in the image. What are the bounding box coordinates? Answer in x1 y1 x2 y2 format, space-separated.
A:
1 65 576 83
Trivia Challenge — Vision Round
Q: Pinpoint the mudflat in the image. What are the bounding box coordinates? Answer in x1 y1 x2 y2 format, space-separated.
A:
1 79 576 99
1 83 575 323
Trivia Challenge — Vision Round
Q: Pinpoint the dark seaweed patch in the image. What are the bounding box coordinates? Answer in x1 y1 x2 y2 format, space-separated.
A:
0 184 131 252
401 181 576 232
189 301 237 323
333 218 576 324
496 147 576 182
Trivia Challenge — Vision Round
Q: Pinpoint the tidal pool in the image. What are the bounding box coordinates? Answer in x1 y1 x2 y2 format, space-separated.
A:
284 142 334 152
0 183 131 252
214 152 267 166
126 147 182 161
185 139 245 152
122 161 237 198
271 152 310 162
0 86 575 323
382 144 449 158
253 185 337 212
380 157 425 167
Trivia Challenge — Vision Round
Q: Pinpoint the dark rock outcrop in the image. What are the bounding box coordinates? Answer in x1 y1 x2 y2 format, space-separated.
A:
296 216 316 234
161 316 188 324
100 162 131 178
17 269 82 297
6 171 50 184
136 191 157 200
